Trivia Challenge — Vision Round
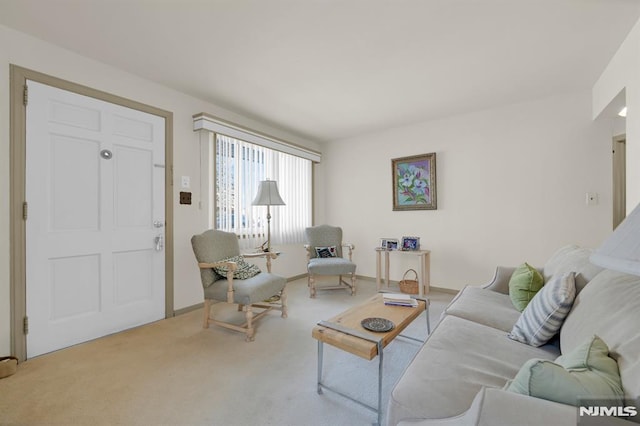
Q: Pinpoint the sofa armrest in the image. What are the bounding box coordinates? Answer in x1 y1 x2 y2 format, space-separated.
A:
479 266 516 294
474 388 577 426
397 388 577 426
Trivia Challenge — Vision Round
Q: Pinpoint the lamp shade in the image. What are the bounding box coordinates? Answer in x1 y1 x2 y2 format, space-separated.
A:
590 201 640 276
252 180 285 206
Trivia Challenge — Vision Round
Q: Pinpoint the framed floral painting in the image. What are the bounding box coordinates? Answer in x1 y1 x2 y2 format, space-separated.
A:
392 153 437 210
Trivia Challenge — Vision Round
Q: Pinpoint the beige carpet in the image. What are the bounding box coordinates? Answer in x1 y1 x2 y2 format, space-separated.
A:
0 278 453 426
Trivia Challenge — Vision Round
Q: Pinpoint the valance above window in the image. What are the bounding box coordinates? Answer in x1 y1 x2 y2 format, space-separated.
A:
193 113 321 163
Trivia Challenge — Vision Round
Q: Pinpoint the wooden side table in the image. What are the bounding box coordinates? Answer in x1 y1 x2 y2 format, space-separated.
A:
243 251 280 273
375 248 431 296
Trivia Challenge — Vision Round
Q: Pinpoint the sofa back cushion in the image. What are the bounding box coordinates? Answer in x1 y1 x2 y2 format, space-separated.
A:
560 269 640 404
543 245 603 293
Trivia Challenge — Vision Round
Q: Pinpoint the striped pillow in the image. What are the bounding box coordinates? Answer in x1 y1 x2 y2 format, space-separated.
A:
508 272 576 347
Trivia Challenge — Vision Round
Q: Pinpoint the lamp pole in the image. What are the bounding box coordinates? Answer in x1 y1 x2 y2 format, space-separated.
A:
266 204 272 253
252 180 285 253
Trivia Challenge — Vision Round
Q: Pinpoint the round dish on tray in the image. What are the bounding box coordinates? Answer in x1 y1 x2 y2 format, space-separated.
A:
361 317 395 332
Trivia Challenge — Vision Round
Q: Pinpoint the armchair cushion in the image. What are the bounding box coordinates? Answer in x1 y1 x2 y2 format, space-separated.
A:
213 255 261 280
191 229 242 288
203 272 286 306
305 225 344 258
308 257 356 275
315 246 338 258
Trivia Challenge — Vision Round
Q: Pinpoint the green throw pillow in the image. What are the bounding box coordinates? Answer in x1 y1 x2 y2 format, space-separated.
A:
506 335 624 406
213 255 261 280
509 262 544 312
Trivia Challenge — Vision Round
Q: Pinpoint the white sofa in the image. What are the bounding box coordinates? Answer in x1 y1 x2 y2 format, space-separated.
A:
387 245 640 425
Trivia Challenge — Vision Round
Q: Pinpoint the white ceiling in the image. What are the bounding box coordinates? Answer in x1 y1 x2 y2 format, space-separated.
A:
1 0 639 143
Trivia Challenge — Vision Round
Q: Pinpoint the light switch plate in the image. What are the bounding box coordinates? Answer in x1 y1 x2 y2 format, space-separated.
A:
181 176 190 189
586 192 599 206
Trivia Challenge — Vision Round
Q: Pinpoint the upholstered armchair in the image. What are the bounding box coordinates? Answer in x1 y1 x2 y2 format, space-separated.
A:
191 230 287 342
304 225 356 298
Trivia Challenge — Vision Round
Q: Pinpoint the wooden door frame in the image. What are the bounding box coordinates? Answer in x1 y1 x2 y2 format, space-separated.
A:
612 134 626 229
10 65 174 361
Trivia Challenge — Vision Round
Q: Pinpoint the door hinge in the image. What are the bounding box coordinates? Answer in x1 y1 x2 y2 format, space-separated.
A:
23 316 29 335
23 84 28 106
23 201 28 220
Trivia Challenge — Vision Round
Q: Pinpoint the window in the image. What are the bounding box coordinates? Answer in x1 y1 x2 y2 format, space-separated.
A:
215 133 312 249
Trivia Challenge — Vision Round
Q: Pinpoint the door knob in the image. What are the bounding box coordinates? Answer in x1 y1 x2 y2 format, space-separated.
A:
153 220 164 228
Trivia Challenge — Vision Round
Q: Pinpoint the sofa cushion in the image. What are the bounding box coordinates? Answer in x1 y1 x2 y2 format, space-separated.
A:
386 315 559 424
508 272 575 347
560 269 640 404
507 335 624 406
444 286 521 332
542 245 603 293
509 263 544 311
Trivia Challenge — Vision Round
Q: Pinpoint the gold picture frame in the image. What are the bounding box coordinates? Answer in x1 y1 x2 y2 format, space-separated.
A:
392 153 437 210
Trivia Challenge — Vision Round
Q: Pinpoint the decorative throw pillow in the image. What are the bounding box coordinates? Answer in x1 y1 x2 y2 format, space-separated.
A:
213 255 261 280
506 335 624 406
508 272 575 347
315 246 338 258
509 262 544 312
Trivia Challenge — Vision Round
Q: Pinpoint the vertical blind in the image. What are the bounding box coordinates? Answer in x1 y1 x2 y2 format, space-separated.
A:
215 134 311 249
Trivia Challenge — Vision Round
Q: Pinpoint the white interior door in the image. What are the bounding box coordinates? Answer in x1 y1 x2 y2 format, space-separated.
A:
26 80 165 358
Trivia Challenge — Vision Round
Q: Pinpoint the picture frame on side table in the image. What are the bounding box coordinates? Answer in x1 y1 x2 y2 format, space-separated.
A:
380 238 399 250
401 236 420 251
392 152 437 210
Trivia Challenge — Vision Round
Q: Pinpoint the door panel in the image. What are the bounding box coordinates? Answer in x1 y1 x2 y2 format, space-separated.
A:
113 250 153 305
26 80 165 358
50 134 100 231
114 145 153 228
50 255 101 320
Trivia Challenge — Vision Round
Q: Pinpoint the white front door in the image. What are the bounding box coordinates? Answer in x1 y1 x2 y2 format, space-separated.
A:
25 80 166 358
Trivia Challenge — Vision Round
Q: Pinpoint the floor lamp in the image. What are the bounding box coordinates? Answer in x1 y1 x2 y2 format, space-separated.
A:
252 180 285 253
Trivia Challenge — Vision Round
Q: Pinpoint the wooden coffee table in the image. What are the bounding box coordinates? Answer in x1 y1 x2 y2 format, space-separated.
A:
312 293 429 426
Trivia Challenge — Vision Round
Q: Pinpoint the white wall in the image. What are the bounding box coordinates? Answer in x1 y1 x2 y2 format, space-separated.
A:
593 17 640 213
0 25 319 355
2 17 633 356
322 91 613 291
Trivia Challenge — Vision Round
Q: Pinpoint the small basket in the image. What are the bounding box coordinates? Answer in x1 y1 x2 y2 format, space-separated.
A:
0 356 18 379
399 269 419 294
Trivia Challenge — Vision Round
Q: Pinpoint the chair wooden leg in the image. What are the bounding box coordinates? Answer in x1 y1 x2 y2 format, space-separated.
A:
244 305 255 342
280 287 288 318
309 274 316 298
203 299 211 329
351 273 356 295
